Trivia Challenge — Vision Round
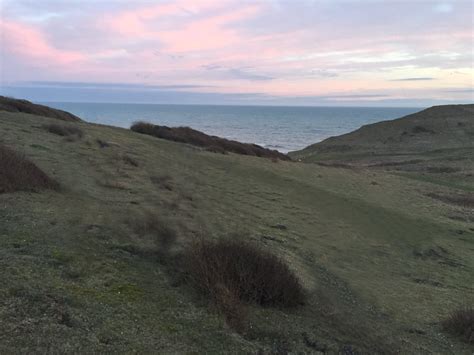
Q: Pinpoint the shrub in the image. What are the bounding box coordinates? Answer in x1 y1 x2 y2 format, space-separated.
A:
442 307 474 343
0 144 59 193
150 175 173 191
184 239 305 308
42 123 84 138
130 121 291 161
96 139 110 148
123 155 139 167
127 212 178 255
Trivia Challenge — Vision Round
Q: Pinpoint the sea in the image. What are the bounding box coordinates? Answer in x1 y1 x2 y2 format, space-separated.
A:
44 102 422 153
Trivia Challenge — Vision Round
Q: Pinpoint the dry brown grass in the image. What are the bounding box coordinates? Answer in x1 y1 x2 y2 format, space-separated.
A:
0 144 59 193
442 307 474 343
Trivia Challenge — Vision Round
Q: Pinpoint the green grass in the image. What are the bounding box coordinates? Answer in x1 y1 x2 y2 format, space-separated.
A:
0 110 473 353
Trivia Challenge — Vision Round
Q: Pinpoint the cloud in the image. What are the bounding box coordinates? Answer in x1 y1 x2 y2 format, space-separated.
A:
201 64 273 81
320 94 389 100
0 19 85 65
23 81 209 90
1 0 472 106
390 77 435 81
433 3 454 13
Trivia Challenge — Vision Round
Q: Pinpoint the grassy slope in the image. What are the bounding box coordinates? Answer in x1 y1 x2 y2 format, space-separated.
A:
0 111 473 353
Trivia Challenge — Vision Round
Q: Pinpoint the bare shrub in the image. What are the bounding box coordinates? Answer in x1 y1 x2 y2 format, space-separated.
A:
185 238 305 307
442 307 474 343
96 139 110 148
150 175 173 191
0 144 59 193
123 155 139 167
130 121 291 161
182 239 305 332
42 123 84 138
127 212 178 255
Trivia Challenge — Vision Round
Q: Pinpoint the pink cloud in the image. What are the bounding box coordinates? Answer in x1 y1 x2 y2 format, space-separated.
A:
102 2 261 52
1 20 85 65
158 5 261 52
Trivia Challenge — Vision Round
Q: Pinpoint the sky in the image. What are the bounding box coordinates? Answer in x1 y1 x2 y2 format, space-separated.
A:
0 0 473 106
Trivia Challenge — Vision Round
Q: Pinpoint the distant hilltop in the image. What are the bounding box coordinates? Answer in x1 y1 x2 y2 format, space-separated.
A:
290 104 474 163
0 96 82 122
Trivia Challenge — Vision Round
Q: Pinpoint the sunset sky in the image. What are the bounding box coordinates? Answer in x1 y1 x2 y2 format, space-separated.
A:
1 0 473 106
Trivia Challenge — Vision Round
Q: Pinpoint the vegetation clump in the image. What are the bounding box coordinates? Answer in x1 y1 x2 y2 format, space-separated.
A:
185 238 305 307
0 144 59 193
43 123 84 138
127 211 178 255
442 307 474 343
130 121 291 161
0 96 82 122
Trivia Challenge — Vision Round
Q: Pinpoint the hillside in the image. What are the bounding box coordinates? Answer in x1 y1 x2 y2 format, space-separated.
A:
290 104 474 193
0 96 82 122
0 105 473 353
292 105 473 159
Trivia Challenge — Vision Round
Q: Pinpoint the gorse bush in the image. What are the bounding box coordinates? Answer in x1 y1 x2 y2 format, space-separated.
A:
0 144 59 193
43 123 84 138
442 307 474 343
185 239 305 308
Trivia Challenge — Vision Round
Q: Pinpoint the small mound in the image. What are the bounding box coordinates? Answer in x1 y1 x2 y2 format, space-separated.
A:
130 121 291 161
0 144 59 193
184 239 305 308
442 307 474 343
0 96 81 122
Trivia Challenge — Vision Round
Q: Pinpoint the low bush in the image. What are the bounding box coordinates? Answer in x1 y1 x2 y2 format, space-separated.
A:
442 307 474 343
426 192 474 208
96 139 110 148
130 121 291 161
123 155 139 167
0 144 59 193
150 175 173 191
43 123 84 138
184 239 305 308
127 212 178 255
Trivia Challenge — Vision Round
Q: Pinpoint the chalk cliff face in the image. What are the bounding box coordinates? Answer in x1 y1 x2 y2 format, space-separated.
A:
0 96 82 122
291 104 474 161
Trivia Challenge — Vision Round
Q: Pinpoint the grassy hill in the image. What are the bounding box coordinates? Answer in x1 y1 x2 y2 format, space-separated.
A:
290 104 474 194
0 104 473 353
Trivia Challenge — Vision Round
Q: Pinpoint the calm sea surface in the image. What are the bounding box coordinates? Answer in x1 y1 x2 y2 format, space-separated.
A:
45 102 421 153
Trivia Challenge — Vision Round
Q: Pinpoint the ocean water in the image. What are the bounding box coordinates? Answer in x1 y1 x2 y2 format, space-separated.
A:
45 102 421 153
